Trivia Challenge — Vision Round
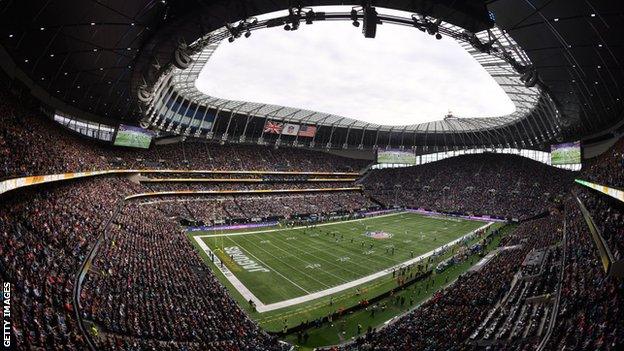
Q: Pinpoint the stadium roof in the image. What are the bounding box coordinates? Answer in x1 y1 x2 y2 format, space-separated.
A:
0 0 622 146
195 12 517 127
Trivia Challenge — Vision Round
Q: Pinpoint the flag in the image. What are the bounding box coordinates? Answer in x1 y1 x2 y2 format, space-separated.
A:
263 121 283 134
281 123 300 136
297 125 317 137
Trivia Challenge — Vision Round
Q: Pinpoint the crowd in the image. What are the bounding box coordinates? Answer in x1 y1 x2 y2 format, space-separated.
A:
468 246 561 350
108 142 369 174
326 215 564 351
544 198 623 350
143 181 358 193
81 202 285 351
0 90 104 179
363 153 575 220
2 87 623 351
141 173 355 180
577 187 624 260
0 87 369 179
582 136 624 188
141 191 375 223
234 192 374 220
0 177 140 350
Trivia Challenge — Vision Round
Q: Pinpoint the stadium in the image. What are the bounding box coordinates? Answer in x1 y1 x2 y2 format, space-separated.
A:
0 1 623 350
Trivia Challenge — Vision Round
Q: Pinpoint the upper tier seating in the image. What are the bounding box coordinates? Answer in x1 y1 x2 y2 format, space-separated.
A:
582 136 624 188
0 89 370 179
363 153 575 219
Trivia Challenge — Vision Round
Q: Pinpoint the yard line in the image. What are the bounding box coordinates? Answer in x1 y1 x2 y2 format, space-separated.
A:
250 221 495 312
292 229 398 268
311 217 472 267
266 234 376 281
258 235 357 283
193 236 265 309
231 235 332 290
201 214 409 278
196 213 492 312
226 236 313 295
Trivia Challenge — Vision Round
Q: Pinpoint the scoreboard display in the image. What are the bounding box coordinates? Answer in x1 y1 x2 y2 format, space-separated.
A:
377 149 417 165
551 141 581 165
113 124 154 149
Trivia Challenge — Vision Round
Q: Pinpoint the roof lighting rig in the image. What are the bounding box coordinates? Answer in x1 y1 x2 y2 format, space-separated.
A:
411 14 442 40
461 29 539 89
283 7 302 31
462 31 495 54
501 51 539 88
350 3 381 38
225 5 446 41
280 6 325 31
226 17 259 42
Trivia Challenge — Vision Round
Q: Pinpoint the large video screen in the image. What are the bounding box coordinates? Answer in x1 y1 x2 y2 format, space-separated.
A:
113 124 154 149
551 141 581 165
377 149 417 165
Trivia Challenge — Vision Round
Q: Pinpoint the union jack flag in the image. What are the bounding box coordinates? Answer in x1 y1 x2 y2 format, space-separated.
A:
263 121 283 134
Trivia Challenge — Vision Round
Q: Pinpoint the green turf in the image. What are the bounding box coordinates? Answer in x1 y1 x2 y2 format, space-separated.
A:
377 150 417 164
194 212 487 304
282 223 515 350
113 130 151 148
551 147 581 165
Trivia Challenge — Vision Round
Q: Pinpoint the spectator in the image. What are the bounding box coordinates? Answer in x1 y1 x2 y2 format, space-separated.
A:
363 153 574 220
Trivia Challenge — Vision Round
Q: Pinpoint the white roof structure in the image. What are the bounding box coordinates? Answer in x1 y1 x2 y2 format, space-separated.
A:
140 9 563 150
162 21 541 133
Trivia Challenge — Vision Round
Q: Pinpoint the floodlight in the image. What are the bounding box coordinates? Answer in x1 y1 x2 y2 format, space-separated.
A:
351 9 359 27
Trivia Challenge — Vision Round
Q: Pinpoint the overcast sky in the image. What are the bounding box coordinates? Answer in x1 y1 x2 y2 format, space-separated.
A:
196 7 515 126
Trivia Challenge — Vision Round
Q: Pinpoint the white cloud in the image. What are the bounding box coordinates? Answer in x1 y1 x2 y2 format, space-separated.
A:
196 9 514 126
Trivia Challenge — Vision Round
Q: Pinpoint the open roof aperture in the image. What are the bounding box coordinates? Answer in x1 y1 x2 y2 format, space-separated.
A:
196 7 515 127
